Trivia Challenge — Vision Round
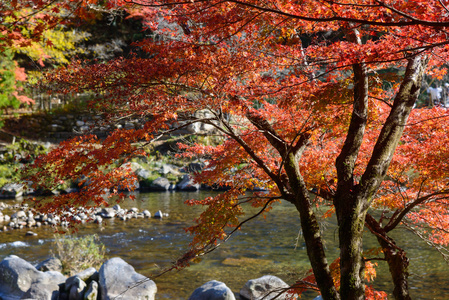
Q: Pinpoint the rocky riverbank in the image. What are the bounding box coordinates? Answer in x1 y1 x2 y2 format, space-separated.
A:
0 255 322 300
0 201 168 233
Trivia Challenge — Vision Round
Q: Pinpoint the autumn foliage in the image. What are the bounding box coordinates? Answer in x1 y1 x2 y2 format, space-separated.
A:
18 1 449 299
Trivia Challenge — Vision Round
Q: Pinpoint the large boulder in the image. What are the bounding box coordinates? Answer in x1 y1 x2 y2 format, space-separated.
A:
0 255 66 300
240 275 289 300
177 175 200 191
35 257 63 272
189 280 236 300
0 183 24 198
99 257 157 300
150 177 171 191
158 163 181 176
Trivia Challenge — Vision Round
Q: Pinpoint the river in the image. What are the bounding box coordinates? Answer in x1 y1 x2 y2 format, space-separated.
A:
0 191 448 299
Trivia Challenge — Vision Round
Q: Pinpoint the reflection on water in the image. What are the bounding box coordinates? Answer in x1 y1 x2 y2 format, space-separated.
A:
0 191 448 299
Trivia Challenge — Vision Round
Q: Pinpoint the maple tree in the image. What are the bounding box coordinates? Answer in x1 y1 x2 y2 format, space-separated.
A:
0 0 116 109
22 1 449 299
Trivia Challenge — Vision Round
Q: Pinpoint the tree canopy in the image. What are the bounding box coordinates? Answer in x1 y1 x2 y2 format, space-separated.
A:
21 1 449 299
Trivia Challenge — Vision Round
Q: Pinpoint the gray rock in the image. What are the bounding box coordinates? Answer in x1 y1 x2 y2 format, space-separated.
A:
184 162 205 173
240 275 289 300
100 207 116 218
0 255 66 300
74 267 97 282
84 281 98 300
68 276 86 300
159 164 180 175
150 177 171 191
136 168 151 179
0 183 24 198
154 210 163 219
177 175 200 191
35 257 63 272
142 210 151 218
22 283 60 300
99 257 157 300
189 280 235 300
11 210 26 219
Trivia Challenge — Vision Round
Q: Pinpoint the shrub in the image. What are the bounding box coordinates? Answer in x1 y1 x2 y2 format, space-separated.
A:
51 234 106 275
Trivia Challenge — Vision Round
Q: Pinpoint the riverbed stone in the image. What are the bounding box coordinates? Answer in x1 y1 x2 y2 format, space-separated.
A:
99 257 157 300
11 210 26 219
100 207 116 218
240 275 289 300
188 280 236 300
0 255 66 300
154 210 163 219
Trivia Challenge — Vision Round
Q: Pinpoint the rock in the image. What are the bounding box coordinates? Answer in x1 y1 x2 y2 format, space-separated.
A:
159 164 180 175
99 257 157 300
0 183 24 198
142 210 151 218
189 280 236 300
150 177 171 191
22 282 60 300
240 275 289 300
25 231 37 236
177 175 200 191
0 255 66 300
94 216 103 224
154 210 163 219
100 207 116 218
118 178 139 192
84 281 98 300
36 257 63 272
136 168 151 180
128 207 139 213
68 276 86 300
74 267 97 282
313 296 323 300
11 210 26 219
183 162 205 173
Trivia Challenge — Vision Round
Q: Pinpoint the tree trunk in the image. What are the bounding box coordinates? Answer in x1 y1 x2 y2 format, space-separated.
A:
334 55 427 300
284 153 340 300
335 195 367 300
365 214 411 300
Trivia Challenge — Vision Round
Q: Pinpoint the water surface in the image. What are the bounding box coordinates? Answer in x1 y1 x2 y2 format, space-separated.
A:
0 192 448 299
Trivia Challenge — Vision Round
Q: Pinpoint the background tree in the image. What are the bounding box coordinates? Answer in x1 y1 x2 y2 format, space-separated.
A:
25 1 449 299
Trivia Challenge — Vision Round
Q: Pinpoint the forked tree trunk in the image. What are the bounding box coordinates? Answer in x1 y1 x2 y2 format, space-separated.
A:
334 55 427 300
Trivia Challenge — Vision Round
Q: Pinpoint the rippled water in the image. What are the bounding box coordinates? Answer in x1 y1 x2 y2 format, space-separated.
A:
0 191 448 299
